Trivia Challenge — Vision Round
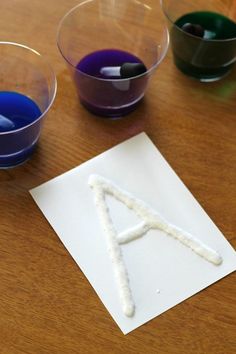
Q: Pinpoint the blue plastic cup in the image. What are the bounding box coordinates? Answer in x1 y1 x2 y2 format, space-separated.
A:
0 42 57 168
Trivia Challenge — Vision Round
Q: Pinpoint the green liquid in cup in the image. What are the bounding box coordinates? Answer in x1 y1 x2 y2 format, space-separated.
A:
171 11 236 81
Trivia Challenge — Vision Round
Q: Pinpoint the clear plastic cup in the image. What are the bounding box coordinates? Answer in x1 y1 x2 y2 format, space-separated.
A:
161 0 236 81
0 42 57 168
57 0 169 118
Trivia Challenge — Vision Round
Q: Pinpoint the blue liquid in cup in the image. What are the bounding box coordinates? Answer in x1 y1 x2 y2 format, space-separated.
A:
0 91 42 168
75 49 148 117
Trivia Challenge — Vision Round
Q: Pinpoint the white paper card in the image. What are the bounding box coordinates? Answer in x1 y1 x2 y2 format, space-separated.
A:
30 132 236 334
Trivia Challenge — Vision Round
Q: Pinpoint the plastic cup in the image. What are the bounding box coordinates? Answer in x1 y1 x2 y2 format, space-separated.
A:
161 0 236 82
0 42 57 168
57 0 169 118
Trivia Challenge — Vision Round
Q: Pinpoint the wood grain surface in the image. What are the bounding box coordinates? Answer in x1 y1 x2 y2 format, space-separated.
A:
0 1 235 353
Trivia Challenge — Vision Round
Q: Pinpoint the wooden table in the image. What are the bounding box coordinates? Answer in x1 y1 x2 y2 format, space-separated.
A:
0 1 235 353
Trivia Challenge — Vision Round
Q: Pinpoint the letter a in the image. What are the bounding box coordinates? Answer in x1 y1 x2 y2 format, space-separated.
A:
88 174 222 317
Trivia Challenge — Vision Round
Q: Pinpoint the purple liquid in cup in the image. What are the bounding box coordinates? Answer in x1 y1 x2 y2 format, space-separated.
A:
74 49 148 117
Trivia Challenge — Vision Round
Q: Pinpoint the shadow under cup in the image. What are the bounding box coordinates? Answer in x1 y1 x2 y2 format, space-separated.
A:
0 42 56 168
57 0 169 118
161 0 236 81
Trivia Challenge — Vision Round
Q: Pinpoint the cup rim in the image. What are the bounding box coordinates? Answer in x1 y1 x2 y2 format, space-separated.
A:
160 0 236 42
0 41 57 136
57 1 169 81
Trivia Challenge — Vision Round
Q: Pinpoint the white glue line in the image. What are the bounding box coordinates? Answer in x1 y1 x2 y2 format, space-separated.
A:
89 174 222 317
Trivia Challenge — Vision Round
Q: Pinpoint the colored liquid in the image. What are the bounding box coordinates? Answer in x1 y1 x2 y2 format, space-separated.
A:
0 91 42 168
75 49 148 117
171 12 236 81
0 91 41 132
